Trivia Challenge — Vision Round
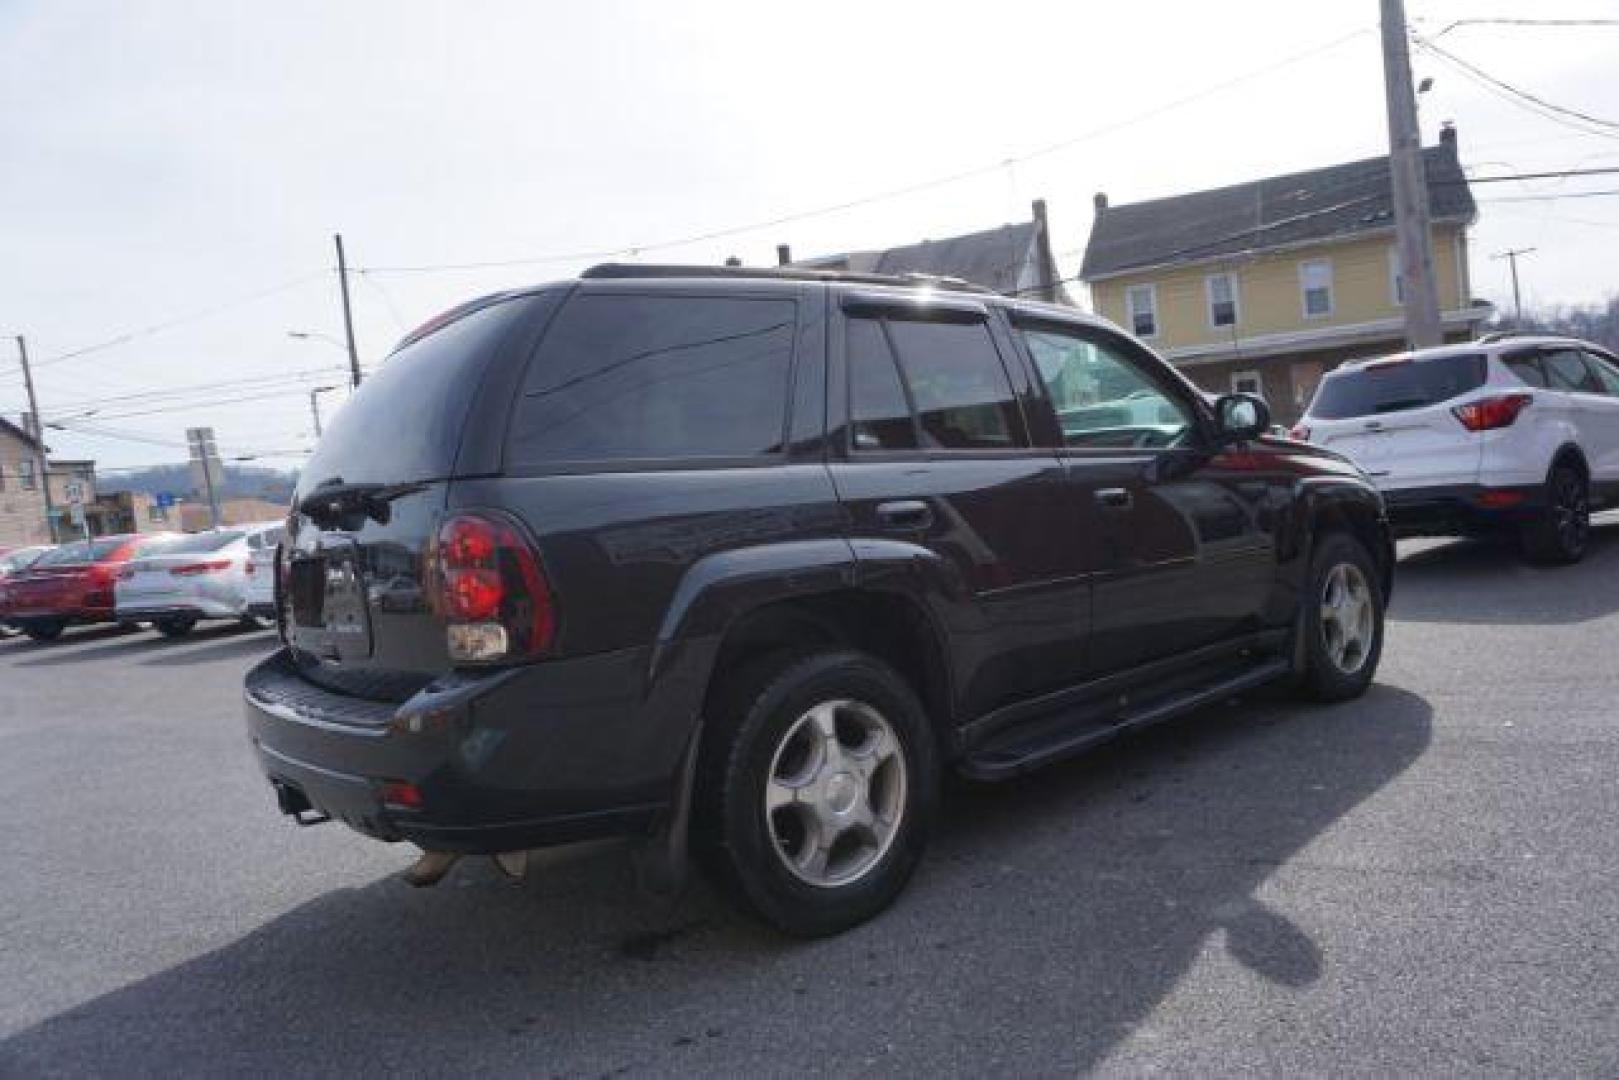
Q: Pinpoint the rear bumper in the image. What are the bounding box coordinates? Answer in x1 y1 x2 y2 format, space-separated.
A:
1382 483 1544 538
242 647 678 853
117 600 241 621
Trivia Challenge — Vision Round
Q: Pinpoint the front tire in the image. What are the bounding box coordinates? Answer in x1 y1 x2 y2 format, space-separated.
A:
1520 464 1589 565
694 650 938 937
1295 532 1384 702
24 620 65 643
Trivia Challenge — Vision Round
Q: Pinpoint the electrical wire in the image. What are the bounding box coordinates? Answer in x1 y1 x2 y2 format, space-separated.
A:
1414 35 1619 141
354 27 1374 275
1430 18 1619 40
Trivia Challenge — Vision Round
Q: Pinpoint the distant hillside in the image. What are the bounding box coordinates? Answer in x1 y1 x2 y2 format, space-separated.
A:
99 464 297 504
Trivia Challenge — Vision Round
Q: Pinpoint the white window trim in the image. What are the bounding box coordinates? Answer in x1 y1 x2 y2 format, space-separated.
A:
1299 258 1334 320
1205 272 1240 330
1231 370 1264 397
1388 246 1405 307
1125 283 1159 340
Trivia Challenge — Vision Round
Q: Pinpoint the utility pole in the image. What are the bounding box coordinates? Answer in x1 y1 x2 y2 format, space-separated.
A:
1492 247 1536 325
1380 0 1444 349
15 336 57 542
334 233 363 388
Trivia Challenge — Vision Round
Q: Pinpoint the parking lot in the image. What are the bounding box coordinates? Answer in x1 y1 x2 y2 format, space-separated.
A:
3 523 1618 1076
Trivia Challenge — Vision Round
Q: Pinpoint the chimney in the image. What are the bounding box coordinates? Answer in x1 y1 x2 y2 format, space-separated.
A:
776 244 792 266
1439 121 1457 153
1030 199 1058 303
1093 191 1109 215
724 256 742 267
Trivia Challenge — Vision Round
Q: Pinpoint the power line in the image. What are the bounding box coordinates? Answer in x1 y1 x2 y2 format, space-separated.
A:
1431 18 1619 40
23 271 327 373
1482 188 1619 203
1414 35 1619 140
44 365 350 417
355 27 1374 275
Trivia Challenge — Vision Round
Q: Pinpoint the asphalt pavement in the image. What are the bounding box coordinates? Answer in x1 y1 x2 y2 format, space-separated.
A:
3 521 1618 1076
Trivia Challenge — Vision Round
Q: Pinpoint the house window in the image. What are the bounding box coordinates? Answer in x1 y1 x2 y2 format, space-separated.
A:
1300 259 1334 318
1231 370 1264 398
1207 273 1238 328
1389 247 1405 306
19 459 36 491
1125 284 1158 338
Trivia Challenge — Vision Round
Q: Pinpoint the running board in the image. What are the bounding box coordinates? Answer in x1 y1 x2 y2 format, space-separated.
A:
959 657 1292 782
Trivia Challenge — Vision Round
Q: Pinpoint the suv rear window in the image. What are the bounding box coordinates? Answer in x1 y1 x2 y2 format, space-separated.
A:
300 297 532 488
1309 353 1487 419
507 294 795 465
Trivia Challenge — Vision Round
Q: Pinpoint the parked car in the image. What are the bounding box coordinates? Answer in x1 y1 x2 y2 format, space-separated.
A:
241 521 285 622
244 264 1392 936
1 534 180 641
0 545 54 638
115 523 283 637
1294 335 1619 563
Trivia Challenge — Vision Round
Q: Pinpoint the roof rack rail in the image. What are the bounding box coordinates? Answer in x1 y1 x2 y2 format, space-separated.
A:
579 262 998 295
1475 329 1548 344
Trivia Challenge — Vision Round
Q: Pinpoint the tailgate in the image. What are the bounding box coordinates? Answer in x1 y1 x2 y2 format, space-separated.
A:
1314 405 1482 490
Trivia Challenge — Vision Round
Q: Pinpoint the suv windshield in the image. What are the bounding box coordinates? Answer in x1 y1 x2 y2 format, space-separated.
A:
1309 353 1487 419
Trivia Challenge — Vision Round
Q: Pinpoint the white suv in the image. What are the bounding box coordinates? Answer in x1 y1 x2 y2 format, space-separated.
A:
1295 335 1619 564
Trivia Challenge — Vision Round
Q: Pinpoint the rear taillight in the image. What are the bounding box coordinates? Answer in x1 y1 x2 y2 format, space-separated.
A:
1289 424 1311 442
428 511 555 664
170 559 232 576
1453 393 1532 432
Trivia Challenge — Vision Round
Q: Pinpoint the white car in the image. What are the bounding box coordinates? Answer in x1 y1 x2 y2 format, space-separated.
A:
115 523 282 636
1295 334 1619 563
241 521 285 621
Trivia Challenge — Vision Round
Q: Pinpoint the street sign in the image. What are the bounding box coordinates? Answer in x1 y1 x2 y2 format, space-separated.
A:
65 481 86 506
155 492 176 509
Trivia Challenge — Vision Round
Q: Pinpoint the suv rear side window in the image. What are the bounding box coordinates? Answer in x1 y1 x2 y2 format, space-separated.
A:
1586 350 1619 395
847 316 1026 451
1309 353 1487 419
1503 353 1547 388
508 295 795 465
1543 349 1603 394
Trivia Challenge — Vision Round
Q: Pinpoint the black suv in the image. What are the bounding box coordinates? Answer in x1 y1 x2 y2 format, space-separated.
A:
245 264 1392 936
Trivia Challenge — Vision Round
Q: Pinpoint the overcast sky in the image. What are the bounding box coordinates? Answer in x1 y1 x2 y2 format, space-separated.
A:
2 0 1616 473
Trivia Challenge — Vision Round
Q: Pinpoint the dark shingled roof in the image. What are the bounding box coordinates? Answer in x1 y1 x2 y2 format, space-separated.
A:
871 222 1039 294
1081 141 1476 281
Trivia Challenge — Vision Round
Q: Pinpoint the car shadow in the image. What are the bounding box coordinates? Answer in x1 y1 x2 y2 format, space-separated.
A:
5 621 271 668
0 684 1430 1075
1389 513 1619 626
137 626 276 667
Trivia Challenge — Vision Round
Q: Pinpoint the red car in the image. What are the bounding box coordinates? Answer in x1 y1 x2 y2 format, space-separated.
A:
0 534 179 642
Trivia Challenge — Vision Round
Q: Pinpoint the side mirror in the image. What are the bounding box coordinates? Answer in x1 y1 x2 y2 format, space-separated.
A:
1213 392 1271 444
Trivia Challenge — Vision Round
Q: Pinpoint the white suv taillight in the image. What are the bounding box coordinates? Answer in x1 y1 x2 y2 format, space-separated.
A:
1452 393 1532 432
428 511 555 664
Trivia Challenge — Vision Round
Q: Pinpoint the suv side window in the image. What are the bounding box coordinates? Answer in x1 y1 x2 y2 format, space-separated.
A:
847 315 1028 451
1014 323 1196 449
507 294 796 465
1543 348 1603 394
1583 350 1619 395
1503 352 1547 388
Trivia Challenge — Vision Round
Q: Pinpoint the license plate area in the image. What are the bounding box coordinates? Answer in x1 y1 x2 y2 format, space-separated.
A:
289 557 327 628
288 538 374 661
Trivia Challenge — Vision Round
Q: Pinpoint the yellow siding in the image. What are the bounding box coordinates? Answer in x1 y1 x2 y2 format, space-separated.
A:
1091 226 1468 352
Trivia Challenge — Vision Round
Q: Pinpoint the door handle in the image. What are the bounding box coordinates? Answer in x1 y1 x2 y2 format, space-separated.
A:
1095 487 1134 511
875 500 933 530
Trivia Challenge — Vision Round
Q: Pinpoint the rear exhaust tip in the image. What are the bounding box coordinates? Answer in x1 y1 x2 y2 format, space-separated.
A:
401 848 461 888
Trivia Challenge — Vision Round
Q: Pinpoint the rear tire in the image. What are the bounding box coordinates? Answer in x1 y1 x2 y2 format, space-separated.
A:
1520 464 1589 566
693 650 938 937
1294 532 1384 702
24 620 65 643
155 615 198 638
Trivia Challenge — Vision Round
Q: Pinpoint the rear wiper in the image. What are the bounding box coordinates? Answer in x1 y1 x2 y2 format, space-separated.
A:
297 480 427 527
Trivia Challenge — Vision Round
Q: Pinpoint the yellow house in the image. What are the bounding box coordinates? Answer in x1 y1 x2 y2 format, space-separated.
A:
1081 125 1492 423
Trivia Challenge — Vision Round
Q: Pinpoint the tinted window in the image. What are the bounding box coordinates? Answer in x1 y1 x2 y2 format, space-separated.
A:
1308 354 1487 419
508 295 794 464
1504 353 1547 388
1018 325 1194 449
1543 349 1602 393
847 318 918 451
1586 351 1619 395
884 318 1026 449
301 297 532 490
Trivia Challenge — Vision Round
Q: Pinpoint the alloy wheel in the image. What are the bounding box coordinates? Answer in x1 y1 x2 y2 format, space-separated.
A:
1552 470 1590 557
764 699 907 889
1320 561 1374 675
